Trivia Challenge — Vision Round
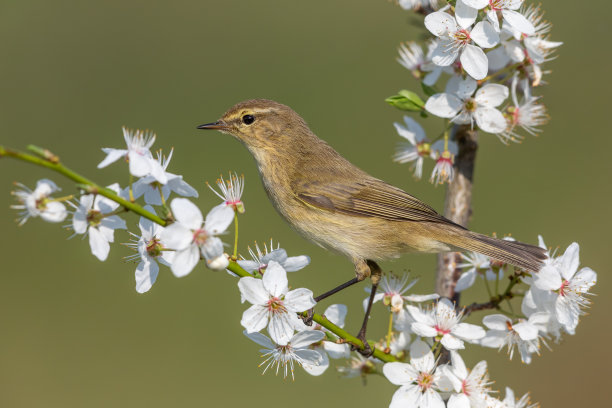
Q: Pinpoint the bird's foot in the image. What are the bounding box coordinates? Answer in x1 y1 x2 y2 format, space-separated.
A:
351 330 374 357
300 308 314 327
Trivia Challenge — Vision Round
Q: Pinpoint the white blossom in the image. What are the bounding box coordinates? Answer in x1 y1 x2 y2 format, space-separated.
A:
459 0 535 35
130 149 198 206
444 350 491 408
98 127 167 183
125 206 173 293
160 198 234 277
208 172 245 213
456 251 500 292
393 116 433 179
364 272 439 313
426 76 509 134
407 298 485 350
238 261 316 345
244 330 324 380
424 11 499 80
531 243 597 333
11 179 67 225
383 340 448 408
71 183 127 261
238 239 310 274
480 313 549 364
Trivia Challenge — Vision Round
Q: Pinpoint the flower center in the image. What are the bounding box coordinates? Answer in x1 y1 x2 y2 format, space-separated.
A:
417 142 431 157
461 379 471 396
417 372 434 391
192 228 208 246
266 296 287 314
453 29 471 45
559 279 570 297
434 324 451 335
489 0 506 11
146 237 164 258
86 209 103 227
464 98 477 112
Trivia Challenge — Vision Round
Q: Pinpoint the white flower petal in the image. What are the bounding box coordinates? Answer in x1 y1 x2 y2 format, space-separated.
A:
282 255 311 272
323 341 351 359
262 260 289 298
425 93 463 118
441 334 465 350
291 330 325 348
301 350 328 376
502 9 535 35
455 269 477 292
204 203 235 234
455 0 477 29
533 264 562 291
161 223 193 251
170 245 200 277
135 259 159 293
97 148 126 169
324 304 347 327
452 322 486 340
241 305 269 333
40 201 67 223
513 321 539 341
171 198 203 230
88 227 110 261
431 40 459 66
460 0 488 8
383 362 415 385
474 106 507 133
128 151 153 178
482 314 511 331
460 44 489 80
424 11 457 37
268 313 295 345
559 243 580 280
284 288 316 312
448 393 471 408
237 277 268 305
475 84 509 108
244 330 275 349
471 21 500 49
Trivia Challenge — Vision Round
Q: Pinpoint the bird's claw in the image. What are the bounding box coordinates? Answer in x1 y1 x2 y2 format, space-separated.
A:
300 308 314 326
351 332 374 357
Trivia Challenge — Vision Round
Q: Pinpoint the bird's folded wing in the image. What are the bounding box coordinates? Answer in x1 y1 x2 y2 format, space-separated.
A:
295 179 460 226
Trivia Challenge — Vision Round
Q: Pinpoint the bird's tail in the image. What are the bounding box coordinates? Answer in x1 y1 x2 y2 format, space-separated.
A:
441 228 547 272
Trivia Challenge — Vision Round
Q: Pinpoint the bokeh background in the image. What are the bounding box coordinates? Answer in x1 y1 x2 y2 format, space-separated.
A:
0 1 610 407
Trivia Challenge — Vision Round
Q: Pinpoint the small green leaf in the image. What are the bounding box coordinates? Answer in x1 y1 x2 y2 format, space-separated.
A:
385 90 425 112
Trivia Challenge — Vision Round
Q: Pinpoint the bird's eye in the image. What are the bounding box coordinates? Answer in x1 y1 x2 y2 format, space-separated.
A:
242 114 255 125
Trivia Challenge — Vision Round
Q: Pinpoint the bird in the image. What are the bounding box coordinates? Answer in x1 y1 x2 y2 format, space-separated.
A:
198 99 547 352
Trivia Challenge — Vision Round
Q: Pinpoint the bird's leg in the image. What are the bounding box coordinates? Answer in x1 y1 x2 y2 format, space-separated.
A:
300 258 372 326
300 277 361 326
351 260 382 357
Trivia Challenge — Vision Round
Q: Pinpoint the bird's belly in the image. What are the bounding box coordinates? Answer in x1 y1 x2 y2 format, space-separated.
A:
281 206 450 261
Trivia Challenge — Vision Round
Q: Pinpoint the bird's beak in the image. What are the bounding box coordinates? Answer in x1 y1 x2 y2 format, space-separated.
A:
197 120 229 130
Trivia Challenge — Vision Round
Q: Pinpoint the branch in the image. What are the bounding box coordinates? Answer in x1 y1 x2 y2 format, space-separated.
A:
1 144 398 364
436 126 478 301
0 145 166 226
463 272 524 316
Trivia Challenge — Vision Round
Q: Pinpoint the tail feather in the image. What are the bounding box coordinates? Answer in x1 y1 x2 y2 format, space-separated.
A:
442 230 547 272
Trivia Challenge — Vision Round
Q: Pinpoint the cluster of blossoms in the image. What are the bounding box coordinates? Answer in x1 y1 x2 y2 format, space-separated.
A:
4 2 595 406
391 0 559 184
8 124 597 406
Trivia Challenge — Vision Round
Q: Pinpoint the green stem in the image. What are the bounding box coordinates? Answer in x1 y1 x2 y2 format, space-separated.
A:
385 312 393 350
233 211 239 259
0 145 166 226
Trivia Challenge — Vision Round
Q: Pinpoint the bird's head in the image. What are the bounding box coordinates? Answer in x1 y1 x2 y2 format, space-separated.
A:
198 99 311 153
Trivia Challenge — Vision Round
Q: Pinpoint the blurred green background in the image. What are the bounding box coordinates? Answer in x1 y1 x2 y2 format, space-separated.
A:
0 1 610 407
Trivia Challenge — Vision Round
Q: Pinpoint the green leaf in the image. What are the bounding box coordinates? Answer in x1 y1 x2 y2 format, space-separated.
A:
385 90 425 112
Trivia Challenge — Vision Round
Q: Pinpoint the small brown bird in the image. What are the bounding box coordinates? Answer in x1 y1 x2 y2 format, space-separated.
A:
199 99 546 350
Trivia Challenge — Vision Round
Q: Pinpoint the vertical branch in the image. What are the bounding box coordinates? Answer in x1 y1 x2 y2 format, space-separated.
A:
436 125 478 303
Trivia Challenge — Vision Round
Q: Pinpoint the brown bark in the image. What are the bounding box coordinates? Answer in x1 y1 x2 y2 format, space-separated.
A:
435 125 479 302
